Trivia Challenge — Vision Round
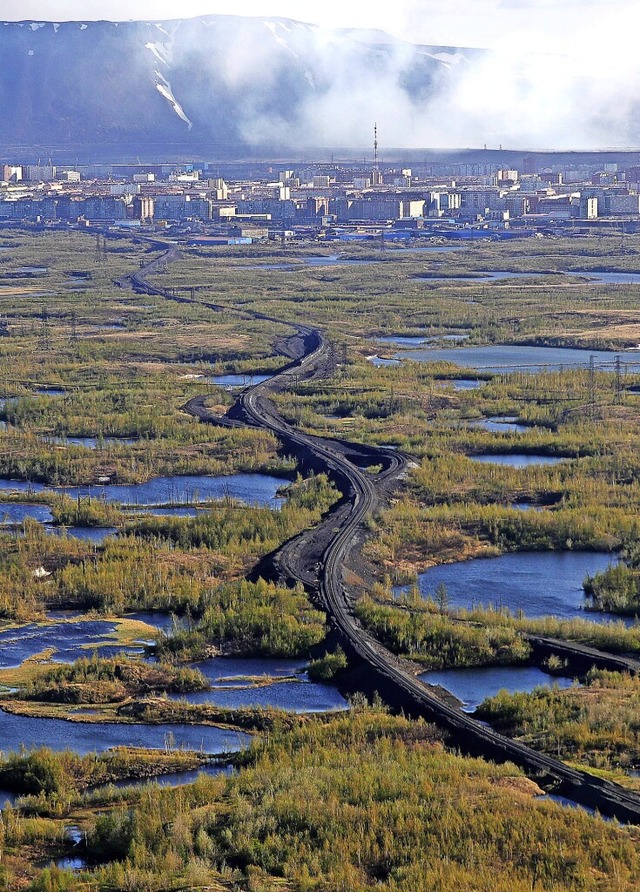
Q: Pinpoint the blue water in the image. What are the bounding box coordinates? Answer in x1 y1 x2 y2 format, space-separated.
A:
417 271 556 284
471 454 567 468
110 763 232 790
0 618 155 669
35 388 65 397
511 502 544 512
578 271 640 285
46 527 117 544
127 611 175 634
44 436 138 449
0 710 250 755
391 344 640 373
168 656 348 714
0 789 18 808
367 355 401 367
172 681 347 713
399 551 622 621
469 416 529 433
0 503 53 525
210 374 271 387
0 474 285 508
171 656 347 713
377 334 469 347
420 666 575 713
246 254 374 271
416 269 640 287
449 378 483 390
128 506 201 517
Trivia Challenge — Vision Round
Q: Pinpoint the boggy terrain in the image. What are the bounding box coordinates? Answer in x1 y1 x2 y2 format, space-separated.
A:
3 229 640 886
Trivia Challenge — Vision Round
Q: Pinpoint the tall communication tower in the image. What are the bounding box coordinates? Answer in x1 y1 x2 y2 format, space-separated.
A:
373 122 378 169
372 123 382 186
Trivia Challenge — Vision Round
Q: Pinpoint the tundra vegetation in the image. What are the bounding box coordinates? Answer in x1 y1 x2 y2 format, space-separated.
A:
3 709 640 891
3 228 640 885
475 669 640 786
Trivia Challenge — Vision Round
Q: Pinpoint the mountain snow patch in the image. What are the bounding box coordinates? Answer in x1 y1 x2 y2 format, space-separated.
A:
154 71 192 129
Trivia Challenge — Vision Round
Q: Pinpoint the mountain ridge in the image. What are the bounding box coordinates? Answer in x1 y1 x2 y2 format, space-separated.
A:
0 15 482 156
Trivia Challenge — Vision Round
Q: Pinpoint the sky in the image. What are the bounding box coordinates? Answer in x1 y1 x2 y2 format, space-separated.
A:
0 0 627 51
1 1 637 150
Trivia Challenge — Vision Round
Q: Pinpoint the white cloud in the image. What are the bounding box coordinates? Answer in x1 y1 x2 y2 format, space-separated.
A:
0 1 629 52
1 1 637 150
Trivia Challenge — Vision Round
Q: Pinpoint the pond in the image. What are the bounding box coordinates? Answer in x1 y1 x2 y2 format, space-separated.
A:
0 503 53 525
209 374 271 387
377 334 469 347
578 271 640 285
0 473 286 508
468 416 529 433
173 656 348 714
367 355 401 367
46 526 117 544
387 343 640 373
470 454 567 468
43 436 138 449
110 762 232 790
35 388 65 397
128 506 202 517
0 616 158 669
420 665 575 713
0 710 250 755
448 378 483 390
423 270 567 284
0 504 116 542
398 551 623 622
415 269 640 286
245 254 375 271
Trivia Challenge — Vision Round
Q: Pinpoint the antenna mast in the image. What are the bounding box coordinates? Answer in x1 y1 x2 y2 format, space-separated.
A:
373 122 378 170
372 122 382 186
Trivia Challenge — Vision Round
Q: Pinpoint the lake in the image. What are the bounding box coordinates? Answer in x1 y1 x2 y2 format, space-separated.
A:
0 473 286 508
244 254 376 270
0 503 53 525
420 665 575 712
43 436 138 449
377 334 469 347
367 355 401 367
173 656 348 714
210 374 271 387
386 343 640 373
398 551 622 621
0 616 158 670
0 710 250 755
468 416 529 433
46 526 117 544
470 454 567 468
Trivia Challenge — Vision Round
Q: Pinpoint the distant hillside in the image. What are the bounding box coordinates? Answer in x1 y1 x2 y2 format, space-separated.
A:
0 16 483 156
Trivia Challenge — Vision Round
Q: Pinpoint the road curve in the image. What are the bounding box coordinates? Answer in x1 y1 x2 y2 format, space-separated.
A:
127 241 640 824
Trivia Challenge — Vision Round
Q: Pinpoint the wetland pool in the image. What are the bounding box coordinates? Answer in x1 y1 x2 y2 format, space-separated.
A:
470 454 567 468
421 665 575 713
468 416 529 433
383 343 640 373
0 473 286 508
396 550 623 622
0 711 250 755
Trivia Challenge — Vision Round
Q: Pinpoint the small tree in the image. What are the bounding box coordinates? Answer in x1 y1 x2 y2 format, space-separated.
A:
435 582 449 614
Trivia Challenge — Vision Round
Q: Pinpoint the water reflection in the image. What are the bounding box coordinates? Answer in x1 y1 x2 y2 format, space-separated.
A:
399 551 623 622
421 665 574 713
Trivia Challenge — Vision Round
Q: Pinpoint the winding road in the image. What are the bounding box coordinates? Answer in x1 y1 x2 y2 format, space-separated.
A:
125 239 640 824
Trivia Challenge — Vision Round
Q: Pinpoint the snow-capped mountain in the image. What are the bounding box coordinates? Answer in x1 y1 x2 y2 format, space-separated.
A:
0 16 481 155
